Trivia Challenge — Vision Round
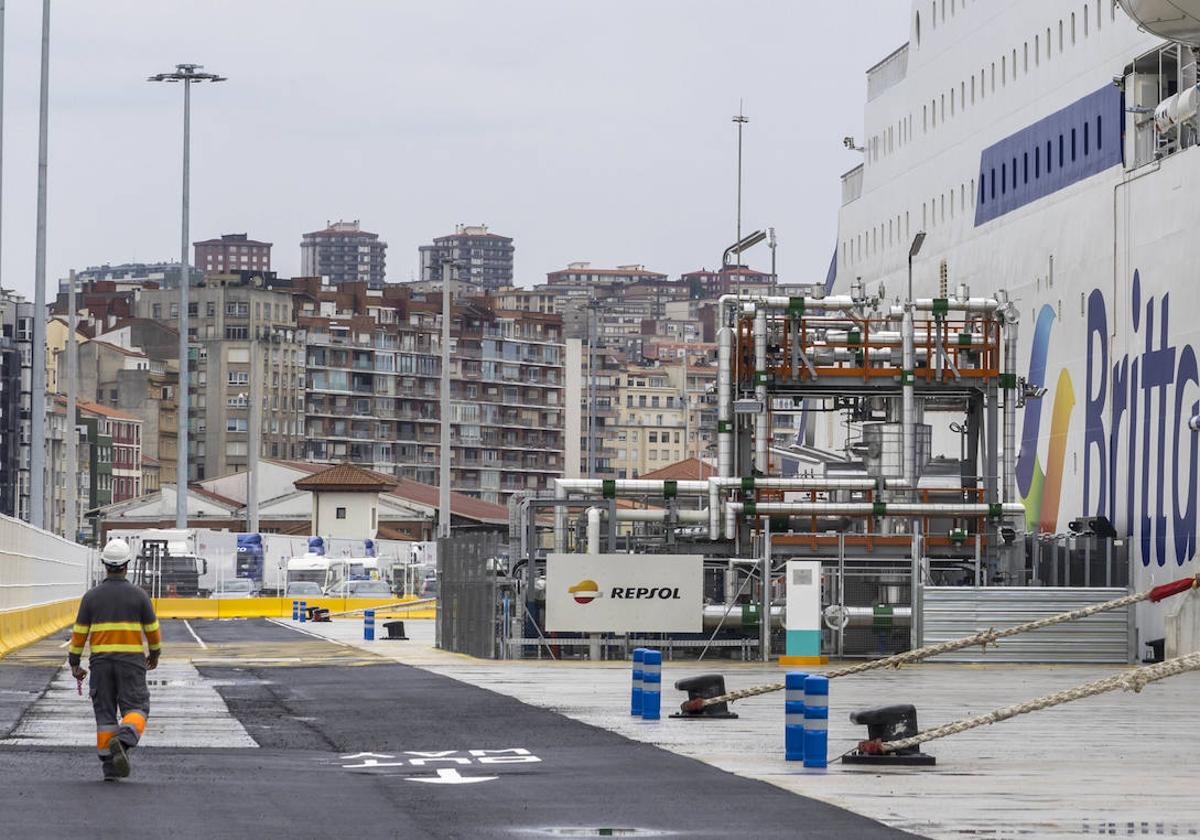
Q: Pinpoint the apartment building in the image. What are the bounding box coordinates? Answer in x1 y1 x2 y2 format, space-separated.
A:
418 225 514 290
136 272 305 481
546 262 668 286
291 278 581 505
47 398 91 541
0 289 33 521
300 220 387 288
195 233 272 275
680 264 775 297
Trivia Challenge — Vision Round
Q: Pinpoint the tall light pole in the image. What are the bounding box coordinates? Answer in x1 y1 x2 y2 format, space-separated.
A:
29 0 50 530
66 270 77 542
732 103 749 272
907 231 927 302
437 257 460 539
148 64 225 528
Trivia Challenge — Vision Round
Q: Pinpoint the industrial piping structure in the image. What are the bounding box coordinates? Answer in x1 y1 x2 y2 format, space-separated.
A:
516 279 1039 661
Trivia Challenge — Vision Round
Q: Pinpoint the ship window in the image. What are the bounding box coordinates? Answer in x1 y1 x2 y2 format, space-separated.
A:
1096 115 1102 149
1059 135 1064 168
1071 13 1076 45
931 1 936 29
1024 42 1029 73
1001 163 1007 195
1047 28 1052 59
970 178 975 207
1059 20 1064 52
1035 35 1040 66
915 10 921 46
1023 152 1029 184
1084 4 1089 36
1001 55 1006 85
990 168 996 200
1047 140 1053 172
1071 128 1077 162
1035 146 1041 177
1084 122 1089 156
979 175 986 205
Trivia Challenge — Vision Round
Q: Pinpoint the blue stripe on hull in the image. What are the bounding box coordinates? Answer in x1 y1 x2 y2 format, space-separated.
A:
975 85 1123 226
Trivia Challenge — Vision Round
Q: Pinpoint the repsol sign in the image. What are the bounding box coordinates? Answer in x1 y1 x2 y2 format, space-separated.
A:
610 587 681 600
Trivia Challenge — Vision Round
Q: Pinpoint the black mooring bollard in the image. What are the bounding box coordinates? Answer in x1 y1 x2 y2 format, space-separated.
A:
670 674 739 720
842 703 936 766
383 620 409 640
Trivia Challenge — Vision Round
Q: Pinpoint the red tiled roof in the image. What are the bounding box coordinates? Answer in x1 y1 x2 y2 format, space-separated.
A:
76 399 140 422
267 459 507 524
639 457 715 481
294 463 400 491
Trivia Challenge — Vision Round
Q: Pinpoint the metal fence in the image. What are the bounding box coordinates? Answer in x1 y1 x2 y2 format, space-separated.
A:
922 586 1134 663
436 532 504 659
0 512 92 612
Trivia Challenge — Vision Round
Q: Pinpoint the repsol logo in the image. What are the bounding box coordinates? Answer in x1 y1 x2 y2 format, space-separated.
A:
609 588 682 600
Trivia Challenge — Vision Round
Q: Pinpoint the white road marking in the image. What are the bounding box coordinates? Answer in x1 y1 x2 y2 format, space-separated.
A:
182 620 208 649
265 617 349 647
0 661 257 749
407 769 497 785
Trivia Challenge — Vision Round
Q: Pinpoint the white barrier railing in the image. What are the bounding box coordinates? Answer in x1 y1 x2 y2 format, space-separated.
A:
0 512 92 613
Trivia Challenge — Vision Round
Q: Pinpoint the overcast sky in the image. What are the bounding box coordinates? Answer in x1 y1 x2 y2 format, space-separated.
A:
0 1 910 296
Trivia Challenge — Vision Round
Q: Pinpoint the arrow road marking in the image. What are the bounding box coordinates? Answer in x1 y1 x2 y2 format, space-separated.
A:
406 769 498 785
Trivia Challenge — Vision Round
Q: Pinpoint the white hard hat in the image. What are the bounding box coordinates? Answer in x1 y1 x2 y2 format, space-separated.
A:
101 538 131 568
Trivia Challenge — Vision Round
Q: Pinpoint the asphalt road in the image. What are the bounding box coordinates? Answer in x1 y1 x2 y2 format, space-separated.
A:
0 619 918 840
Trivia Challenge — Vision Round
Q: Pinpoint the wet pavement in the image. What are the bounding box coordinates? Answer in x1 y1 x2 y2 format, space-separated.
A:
0 619 915 840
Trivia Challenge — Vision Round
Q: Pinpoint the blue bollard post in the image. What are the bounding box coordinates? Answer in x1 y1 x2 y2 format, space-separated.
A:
803 675 829 769
641 650 662 721
292 600 300 621
785 672 808 762
299 600 307 623
631 648 647 717
364 609 375 641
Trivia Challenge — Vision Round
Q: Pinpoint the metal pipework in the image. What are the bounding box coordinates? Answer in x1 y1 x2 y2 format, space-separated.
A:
554 483 568 552
1001 303 1020 505
725 501 1024 537
889 297 1001 316
738 294 870 314
586 506 711 551
820 329 985 347
718 327 733 478
710 476 880 542
754 308 769 475
555 479 711 496
586 507 602 555
901 305 917 492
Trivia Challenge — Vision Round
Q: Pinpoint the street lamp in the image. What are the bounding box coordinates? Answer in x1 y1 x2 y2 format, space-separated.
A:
437 257 463 539
148 63 226 528
907 232 927 302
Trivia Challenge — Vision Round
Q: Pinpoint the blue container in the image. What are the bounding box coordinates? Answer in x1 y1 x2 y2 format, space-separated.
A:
641 650 662 721
364 609 376 641
631 648 647 716
298 600 308 623
785 672 808 762
803 675 829 769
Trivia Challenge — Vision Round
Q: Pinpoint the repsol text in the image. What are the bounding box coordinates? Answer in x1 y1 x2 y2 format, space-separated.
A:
608 587 681 600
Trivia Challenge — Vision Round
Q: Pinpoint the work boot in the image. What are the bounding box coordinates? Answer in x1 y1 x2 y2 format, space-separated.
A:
109 738 131 778
101 760 120 783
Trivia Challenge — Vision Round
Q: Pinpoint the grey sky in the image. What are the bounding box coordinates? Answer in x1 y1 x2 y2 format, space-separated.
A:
0 1 909 296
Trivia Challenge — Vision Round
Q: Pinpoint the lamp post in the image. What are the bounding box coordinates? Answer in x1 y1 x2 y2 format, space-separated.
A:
148 64 225 528
907 232 927 302
437 257 462 539
29 0 49 529
732 104 749 272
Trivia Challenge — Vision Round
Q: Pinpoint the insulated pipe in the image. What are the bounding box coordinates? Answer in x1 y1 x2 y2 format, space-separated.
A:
889 297 1001 316
586 507 602 555
754 308 769 475
709 480 721 541
718 327 733 478
821 329 984 347
555 479 711 495
616 509 709 524
901 305 917 492
708 476 880 542
738 295 865 314
727 501 1025 518
1002 307 1019 505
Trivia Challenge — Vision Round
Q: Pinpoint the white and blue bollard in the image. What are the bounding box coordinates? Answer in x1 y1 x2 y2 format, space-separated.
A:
292 600 300 621
364 609 375 641
631 648 647 717
298 600 308 623
641 650 662 721
785 671 808 762
803 675 829 769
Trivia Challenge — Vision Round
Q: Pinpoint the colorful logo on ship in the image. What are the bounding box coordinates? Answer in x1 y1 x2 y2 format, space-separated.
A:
1016 304 1074 533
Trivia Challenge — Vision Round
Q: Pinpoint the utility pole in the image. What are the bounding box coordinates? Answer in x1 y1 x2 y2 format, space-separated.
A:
66 270 77 542
29 0 50 529
148 64 226 527
247 340 260 533
438 258 456 539
0 0 6 291
733 103 749 274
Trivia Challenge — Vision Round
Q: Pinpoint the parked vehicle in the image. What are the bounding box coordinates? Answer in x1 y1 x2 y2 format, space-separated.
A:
285 581 323 598
325 579 392 598
210 578 256 599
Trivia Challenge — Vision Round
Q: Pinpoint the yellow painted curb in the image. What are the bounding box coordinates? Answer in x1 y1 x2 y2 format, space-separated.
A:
152 596 436 621
779 655 830 666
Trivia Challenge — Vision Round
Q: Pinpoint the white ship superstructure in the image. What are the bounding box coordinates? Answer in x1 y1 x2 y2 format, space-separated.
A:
832 0 1200 639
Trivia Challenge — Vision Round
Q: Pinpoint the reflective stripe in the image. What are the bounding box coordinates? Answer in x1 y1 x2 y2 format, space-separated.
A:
91 629 145 647
96 730 116 749
121 711 147 736
72 624 91 635
804 695 828 708
89 644 146 654
785 713 805 724
68 645 85 656
785 689 804 701
91 622 144 633
804 717 829 731
142 621 159 633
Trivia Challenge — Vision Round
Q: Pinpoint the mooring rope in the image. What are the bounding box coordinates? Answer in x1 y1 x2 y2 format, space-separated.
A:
856 649 1200 754
681 574 1198 712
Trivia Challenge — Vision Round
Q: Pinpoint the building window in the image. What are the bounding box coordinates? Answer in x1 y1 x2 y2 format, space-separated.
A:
336 507 347 519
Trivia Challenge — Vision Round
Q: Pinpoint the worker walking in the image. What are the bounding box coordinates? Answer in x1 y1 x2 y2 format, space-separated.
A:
67 539 162 782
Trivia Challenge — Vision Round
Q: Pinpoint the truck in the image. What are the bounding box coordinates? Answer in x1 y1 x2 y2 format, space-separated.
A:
127 529 209 598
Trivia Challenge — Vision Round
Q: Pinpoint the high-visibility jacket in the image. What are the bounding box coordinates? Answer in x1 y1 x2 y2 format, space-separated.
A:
67 577 162 669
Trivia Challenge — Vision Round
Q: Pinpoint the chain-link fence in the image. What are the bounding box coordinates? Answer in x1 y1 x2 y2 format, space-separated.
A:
436 532 504 659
